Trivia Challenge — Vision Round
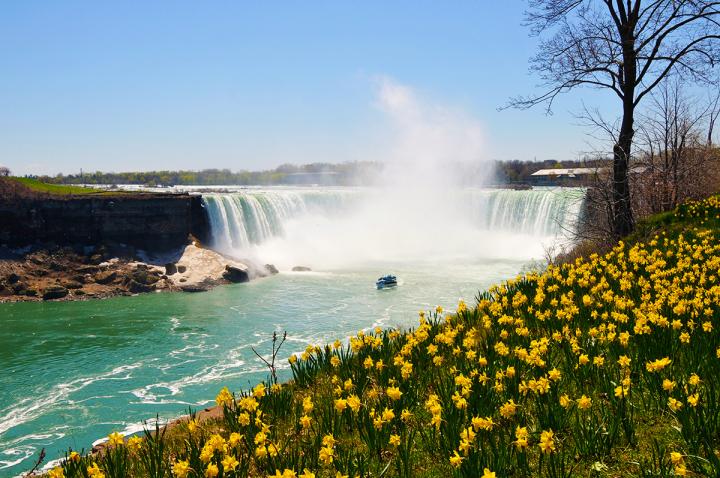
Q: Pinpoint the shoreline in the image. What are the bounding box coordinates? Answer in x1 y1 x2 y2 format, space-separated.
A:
0 241 275 303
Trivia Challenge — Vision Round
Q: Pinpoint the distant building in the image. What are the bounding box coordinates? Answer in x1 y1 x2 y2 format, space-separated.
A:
529 166 648 186
529 167 598 186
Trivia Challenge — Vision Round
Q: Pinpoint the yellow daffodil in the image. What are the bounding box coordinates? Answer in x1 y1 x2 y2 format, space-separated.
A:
172 460 190 478
107 432 124 447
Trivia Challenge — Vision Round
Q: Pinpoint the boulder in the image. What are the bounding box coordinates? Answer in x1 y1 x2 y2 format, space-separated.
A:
127 280 155 294
180 278 216 293
165 263 178 275
62 280 84 290
77 265 100 274
292 266 312 272
42 285 68 300
11 282 27 294
19 288 37 297
95 270 117 285
6 273 20 284
72 274 87 284
89 254 104 265
30 255 46 266
223 265 249 283
265 264 279 275
131 269 160 285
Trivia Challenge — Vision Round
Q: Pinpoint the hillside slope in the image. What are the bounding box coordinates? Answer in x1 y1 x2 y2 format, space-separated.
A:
45 196 720 478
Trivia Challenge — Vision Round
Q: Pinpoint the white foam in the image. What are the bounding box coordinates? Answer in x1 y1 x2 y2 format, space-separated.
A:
0 363 143 438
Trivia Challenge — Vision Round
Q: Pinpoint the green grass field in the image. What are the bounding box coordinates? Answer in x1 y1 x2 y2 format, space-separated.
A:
11 177 110 195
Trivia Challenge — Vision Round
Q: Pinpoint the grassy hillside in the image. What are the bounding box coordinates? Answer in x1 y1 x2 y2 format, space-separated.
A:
45 196 720 478
11 177 107 195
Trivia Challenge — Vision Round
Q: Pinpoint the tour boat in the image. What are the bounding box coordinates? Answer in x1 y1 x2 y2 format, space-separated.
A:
376 274 398 289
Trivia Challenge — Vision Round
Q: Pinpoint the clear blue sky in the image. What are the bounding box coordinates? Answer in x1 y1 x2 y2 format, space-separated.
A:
0 1 618 176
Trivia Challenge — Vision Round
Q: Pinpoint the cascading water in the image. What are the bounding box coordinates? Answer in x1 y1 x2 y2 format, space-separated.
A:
201 187 585 267
202 189 359 251
470 188 584 236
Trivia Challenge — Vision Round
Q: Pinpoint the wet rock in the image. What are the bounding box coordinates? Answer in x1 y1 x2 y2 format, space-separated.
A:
177 265 187 273
155 278 171 289
180 284 209 293
42 285 68 300
165 263 178 275
73 289 86 296
223 265 249 283
265 264 279 274
131 269 160 285
20 288 37 297
94 270 117 285
180 278 216 293
127 280 155 294
292 266 312 272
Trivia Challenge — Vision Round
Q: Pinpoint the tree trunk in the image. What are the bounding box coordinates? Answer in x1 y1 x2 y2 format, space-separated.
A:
613 23 637 238
613 113 635 237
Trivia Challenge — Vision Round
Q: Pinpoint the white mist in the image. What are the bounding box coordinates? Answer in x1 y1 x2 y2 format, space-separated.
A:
216 78 576 270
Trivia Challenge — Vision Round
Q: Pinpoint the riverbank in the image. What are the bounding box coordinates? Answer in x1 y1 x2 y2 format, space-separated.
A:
0 176 259 301
0 241 275 303
37 194 720 477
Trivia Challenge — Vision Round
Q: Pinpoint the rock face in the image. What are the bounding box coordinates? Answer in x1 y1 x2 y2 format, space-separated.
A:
0 194 210 253
265 264 279 274
223 265 250 283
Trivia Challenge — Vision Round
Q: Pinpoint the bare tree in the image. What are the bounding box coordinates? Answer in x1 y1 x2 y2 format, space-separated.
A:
510 0 720 238
707 86 720 145
635 76 720 214
0 166 10 177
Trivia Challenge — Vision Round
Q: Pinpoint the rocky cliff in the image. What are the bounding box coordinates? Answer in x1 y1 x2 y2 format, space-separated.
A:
0 193 210 252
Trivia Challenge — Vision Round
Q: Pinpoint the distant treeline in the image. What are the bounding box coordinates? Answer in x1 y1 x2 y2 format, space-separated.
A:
34 162 383 187
30 159 601 186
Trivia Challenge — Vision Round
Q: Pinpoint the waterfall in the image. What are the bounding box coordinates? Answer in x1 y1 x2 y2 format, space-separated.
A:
469 188 584 237
202 189 358 251
202 187 585 256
